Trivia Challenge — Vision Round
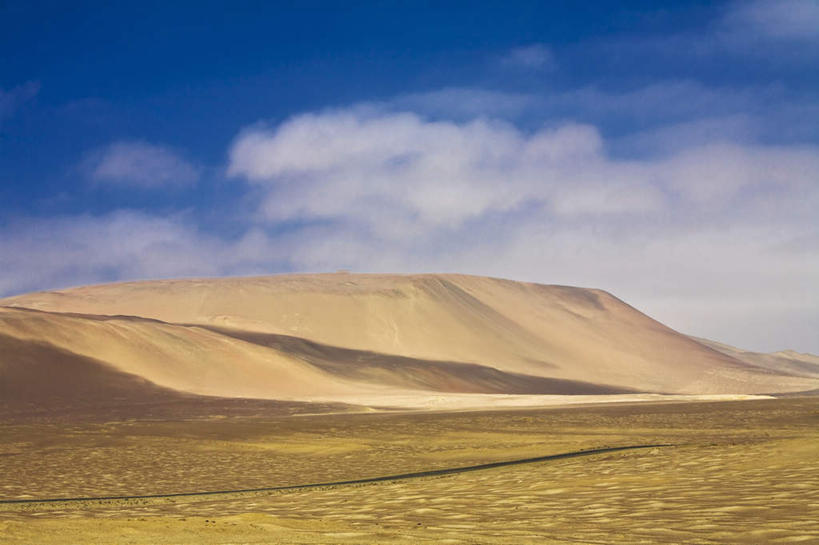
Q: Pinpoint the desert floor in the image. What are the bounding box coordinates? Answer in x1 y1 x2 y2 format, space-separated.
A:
1 396 818 544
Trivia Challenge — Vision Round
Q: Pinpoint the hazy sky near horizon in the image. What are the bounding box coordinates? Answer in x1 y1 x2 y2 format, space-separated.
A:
1 1 818 353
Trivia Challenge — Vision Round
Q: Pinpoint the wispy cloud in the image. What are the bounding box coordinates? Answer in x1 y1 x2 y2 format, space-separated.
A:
387 87 536 120
0 81 39 125
377 81 819 149
560 1 818 84
499 44 555 70
722 0 819 41
85 141 199 188
0 211 280 296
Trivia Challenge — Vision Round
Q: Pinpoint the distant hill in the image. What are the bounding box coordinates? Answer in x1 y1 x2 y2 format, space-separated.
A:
692 337 819 379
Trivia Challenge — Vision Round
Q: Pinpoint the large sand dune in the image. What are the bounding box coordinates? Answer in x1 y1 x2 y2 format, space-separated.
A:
2 273 817 408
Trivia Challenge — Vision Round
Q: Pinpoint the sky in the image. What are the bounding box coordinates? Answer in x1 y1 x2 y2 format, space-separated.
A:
1 0 818 353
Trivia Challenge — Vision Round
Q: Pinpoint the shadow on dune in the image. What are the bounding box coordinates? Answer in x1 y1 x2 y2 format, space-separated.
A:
0 333 358 420
197 325 639 396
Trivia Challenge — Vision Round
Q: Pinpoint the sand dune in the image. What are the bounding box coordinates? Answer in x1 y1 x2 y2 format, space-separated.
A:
2 273 817 408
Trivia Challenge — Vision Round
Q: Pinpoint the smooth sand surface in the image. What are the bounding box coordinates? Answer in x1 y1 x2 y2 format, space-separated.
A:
2 273 817 409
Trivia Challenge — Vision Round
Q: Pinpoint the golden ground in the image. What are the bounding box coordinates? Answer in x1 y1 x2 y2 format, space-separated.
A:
1 397 818 544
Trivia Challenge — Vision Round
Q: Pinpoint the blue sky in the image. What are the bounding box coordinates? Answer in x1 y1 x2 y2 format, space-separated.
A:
1 0 818 352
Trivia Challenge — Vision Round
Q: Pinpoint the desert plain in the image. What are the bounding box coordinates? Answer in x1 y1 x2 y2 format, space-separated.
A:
2 397 818 544
1 274 818 544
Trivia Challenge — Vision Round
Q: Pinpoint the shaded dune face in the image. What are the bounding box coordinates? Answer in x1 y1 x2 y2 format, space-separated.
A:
0 331 359 419
0 307 377 401
0 333 187 412
1 273 817 406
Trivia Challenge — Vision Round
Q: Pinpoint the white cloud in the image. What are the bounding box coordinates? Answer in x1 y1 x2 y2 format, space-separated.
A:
229 108 819 227
500 44 556 70
229 111 659 229
86 141 199 188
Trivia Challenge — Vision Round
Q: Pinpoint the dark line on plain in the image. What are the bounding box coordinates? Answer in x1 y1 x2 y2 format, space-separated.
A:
0 444 671 506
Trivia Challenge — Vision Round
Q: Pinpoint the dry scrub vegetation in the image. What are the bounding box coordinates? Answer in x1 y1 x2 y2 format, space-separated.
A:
1 397 818 544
